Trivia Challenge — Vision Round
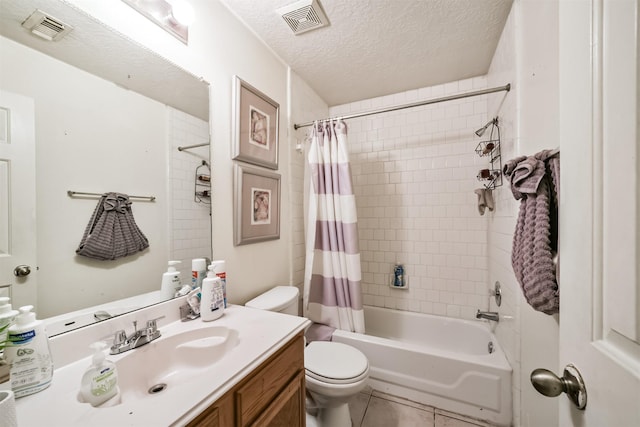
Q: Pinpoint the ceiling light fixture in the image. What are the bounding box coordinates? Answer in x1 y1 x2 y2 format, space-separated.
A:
121 0 194 44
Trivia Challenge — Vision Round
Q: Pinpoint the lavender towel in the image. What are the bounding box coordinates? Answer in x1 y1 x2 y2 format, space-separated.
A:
503 149 560 315
76 193 149 261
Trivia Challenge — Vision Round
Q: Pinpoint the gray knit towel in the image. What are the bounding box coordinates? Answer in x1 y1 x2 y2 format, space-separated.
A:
504 149 560 315
76 193 149 261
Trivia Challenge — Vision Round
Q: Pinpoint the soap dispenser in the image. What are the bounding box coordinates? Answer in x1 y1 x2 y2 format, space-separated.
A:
80 342 120 407
160 260 182 299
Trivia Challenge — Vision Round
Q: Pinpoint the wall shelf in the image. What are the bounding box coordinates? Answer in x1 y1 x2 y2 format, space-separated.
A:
195 160 211 204
474 118 503 190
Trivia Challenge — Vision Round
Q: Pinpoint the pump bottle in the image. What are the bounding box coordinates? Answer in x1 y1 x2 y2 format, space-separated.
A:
160 260 182 299
5 305 54 398
200 264 224 321
79 342 120 407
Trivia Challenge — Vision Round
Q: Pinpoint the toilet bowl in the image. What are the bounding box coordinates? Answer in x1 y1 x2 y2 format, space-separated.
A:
245 286 370 427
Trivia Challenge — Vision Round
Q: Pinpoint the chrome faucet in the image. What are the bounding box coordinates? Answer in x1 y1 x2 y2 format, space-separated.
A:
109 316 164 355
476 309 499 322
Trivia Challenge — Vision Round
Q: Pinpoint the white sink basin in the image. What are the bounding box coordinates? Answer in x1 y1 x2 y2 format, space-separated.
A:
114 325 239 400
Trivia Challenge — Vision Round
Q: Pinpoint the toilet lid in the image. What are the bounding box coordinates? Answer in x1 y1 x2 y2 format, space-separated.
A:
305 341 369 384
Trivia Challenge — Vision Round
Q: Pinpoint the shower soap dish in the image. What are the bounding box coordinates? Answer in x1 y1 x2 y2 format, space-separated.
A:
389 274 409 290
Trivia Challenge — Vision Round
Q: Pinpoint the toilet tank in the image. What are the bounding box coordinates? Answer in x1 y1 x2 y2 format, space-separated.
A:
245 286 299 316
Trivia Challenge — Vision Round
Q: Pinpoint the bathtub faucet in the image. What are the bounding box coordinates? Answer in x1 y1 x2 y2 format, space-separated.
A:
476 310 499 322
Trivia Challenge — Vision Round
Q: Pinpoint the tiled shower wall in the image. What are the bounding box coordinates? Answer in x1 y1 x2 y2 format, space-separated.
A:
168 108 212 279
329 78 493 320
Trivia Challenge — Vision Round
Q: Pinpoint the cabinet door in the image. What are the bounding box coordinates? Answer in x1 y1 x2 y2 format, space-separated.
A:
187 392 234 427
250 370 305 427
236 335 304 425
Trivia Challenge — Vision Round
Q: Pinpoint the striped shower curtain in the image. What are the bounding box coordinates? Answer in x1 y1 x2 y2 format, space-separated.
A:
303 119 365 335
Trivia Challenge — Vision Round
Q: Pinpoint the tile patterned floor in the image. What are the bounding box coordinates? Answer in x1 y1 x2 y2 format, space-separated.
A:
349 389 498 427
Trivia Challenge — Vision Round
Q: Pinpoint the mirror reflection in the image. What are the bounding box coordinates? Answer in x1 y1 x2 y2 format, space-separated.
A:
0 0 211 336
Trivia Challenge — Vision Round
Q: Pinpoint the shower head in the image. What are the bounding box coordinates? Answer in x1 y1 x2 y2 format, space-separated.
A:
475 117 498 137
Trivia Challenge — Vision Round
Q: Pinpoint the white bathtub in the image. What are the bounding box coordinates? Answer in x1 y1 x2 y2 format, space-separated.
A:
332 305 512 426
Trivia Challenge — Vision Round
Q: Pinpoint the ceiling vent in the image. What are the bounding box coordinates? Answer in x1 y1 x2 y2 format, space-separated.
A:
22 9 73 42
276 0 329 35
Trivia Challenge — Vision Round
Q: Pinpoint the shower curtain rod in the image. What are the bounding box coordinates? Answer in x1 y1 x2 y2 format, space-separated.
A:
293 83 511 130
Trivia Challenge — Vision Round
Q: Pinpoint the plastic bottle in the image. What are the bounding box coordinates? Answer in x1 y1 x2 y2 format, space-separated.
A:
200 265 224 321
210 260 227 308
0 297 19 346
191 258 207 290
393 263 405 287
79 342 120 407
160 260 182 299
5 305 54 398
186 287 201 316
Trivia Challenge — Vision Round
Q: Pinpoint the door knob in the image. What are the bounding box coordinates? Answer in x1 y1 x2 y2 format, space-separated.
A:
13 265 31 277
530 364 587 410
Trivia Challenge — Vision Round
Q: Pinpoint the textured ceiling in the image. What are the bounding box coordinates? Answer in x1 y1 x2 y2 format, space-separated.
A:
0 0 209 120
221 0 513 106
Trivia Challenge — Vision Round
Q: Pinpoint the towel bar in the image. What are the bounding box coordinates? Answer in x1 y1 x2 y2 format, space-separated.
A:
67 191 156 202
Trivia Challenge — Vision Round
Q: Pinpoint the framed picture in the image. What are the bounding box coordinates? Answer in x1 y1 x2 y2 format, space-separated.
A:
232 76 280 170
234 163 281 246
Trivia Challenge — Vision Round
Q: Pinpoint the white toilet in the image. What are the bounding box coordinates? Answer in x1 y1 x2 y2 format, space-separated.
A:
245 286 370 427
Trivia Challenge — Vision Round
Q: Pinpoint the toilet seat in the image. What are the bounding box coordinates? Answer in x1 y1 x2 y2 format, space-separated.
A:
305 341 369 385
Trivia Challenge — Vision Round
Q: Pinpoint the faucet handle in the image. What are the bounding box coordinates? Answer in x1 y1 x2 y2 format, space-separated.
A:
112 330 127 346
146 315 165 332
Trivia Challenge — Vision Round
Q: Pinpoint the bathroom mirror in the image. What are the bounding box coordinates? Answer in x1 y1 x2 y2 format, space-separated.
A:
0 0 211 335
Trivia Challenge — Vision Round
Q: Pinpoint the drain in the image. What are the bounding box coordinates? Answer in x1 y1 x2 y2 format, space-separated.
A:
148 383 167 394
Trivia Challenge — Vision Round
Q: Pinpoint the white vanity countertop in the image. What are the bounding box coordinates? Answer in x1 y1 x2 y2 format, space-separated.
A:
9 303 310 427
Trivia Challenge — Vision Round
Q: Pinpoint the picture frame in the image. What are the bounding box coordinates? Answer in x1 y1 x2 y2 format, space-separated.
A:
234 163 281 246
232 76 280 170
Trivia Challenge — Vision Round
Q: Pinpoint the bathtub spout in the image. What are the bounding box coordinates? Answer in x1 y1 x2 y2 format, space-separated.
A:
476 310 499 322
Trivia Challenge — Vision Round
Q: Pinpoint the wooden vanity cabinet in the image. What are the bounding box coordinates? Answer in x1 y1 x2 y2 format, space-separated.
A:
187 332 305 427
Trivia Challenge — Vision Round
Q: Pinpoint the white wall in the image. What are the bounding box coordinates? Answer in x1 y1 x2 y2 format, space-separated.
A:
487 1 560 426
65 0 300 304
328 78 492 320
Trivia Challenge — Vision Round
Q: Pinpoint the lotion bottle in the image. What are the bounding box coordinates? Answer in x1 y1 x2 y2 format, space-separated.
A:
80 342 119 407
160 260 182 299
5 305 54 398
200 265 224 321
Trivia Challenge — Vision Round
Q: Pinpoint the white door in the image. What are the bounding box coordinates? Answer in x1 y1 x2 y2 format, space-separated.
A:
558 0 640 425
0 90 37 309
